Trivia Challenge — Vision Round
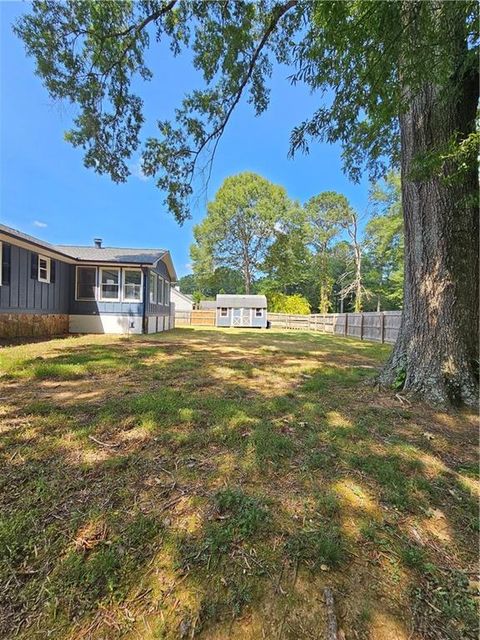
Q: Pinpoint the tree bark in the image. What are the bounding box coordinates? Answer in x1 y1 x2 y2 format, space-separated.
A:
243 261 251 294
380 11 479 406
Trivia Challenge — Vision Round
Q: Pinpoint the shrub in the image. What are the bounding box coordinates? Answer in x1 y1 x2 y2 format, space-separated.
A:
266 292 311 315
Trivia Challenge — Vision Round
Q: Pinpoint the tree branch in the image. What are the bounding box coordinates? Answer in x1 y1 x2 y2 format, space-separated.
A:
188 0 298 171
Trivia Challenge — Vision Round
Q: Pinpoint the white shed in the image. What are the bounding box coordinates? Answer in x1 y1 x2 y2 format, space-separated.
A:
216 294 268 328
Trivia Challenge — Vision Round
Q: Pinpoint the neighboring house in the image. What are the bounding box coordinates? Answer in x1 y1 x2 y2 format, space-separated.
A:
170 287 193 312
0 224 177 338
198 300 217 310
216 294 268 328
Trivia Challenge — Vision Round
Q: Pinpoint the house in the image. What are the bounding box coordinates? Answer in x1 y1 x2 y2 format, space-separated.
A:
170 286 193 311
0 224 177 338
216 294 268 328
198 300 217 310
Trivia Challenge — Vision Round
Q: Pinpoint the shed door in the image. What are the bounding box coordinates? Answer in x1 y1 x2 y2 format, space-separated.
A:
232 308 248 326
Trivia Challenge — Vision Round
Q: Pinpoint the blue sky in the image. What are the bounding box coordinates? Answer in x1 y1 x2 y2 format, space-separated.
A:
0 2 370 278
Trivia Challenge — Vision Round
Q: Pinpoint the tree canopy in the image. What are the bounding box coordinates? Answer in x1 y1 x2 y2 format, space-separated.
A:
188 174 403 313
15 1 478 222
191 172 289 294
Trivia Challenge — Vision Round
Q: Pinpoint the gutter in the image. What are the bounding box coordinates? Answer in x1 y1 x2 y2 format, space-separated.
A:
141 266 148 334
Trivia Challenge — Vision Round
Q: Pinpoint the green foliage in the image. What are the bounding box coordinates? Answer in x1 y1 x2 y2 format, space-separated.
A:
303 191 361 311
393 366 407 391
315 490 340 518
265 292 310 315
213 489 270 540
180 489 270 566
15 1 478 223
285 524 346 569
400 543 427 570
350 453 426 511
412 566 479 639
179 267 244 297
191 172 290 293
363 172 404 309
253 423 294 464
261 202 312 296
177 274 196 295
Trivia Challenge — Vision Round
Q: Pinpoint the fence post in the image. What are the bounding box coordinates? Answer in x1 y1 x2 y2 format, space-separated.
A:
344 313 348 337
360 313 364 340
381 312 385 343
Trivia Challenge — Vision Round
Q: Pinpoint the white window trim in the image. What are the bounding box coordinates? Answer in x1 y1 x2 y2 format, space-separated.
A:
75 266 98 301
255 308 263 317
149 271 157 304
99 267 121 302
38 254 51 283
220 307 228 317
122 268 143 302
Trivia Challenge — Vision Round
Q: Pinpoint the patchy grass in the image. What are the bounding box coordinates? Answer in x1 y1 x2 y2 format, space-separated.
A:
0 328 478 639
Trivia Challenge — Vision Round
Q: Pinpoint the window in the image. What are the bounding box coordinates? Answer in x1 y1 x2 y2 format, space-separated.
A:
149 271 157 303
164 280 170 306
123 269 142 301
220 308 228 317
157 276 164 304
0 241 9 286
38 255 51 283
255 308 263 317
99 268 120 300
76 267 97 300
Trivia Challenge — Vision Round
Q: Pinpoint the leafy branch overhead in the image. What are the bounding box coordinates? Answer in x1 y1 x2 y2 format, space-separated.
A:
16 1 478 222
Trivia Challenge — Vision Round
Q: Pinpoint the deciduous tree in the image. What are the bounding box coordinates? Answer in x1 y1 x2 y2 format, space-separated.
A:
15 0 479 404
191 172 289 294
364 173 404 310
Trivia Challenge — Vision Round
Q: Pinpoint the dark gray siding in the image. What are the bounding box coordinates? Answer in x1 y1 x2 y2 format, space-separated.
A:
145 261 172 317
0 243 70 314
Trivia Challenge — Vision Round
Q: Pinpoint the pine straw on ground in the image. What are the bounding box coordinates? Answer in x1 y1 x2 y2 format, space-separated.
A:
0 328 478 640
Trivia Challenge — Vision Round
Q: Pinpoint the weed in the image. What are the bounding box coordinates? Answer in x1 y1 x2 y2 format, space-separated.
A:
253 423 294 464
400 543 427 569
315 490 340 518
285 523 347 569
214 489 271 539
180 489 270 567
413 566 479 639
350 453 426 511
0 328 476 639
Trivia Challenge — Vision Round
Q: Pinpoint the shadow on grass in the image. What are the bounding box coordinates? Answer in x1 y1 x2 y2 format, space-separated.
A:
0 329 477 639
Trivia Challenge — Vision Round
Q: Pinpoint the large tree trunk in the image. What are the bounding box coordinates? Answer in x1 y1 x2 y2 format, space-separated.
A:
380 20 479 406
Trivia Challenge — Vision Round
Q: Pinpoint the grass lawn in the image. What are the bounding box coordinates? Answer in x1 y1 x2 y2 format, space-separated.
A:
0 327 478 639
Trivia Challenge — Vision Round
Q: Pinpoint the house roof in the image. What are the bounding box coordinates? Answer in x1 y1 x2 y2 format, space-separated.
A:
199 300 217 310
216 294 267 308
0 223 66 258
171 288 193 303
57 245 166 265
0 223 177 280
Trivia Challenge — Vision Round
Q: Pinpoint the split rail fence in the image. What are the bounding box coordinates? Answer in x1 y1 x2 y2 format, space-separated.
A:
174 309 401 344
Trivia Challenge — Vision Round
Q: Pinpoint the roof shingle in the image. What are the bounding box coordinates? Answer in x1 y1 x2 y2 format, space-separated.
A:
216 294 267 308
57 245 166 264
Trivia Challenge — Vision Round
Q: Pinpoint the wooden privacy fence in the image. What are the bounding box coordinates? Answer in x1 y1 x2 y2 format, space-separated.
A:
174 308 402 344
175 310 216 326
267 311 402 344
